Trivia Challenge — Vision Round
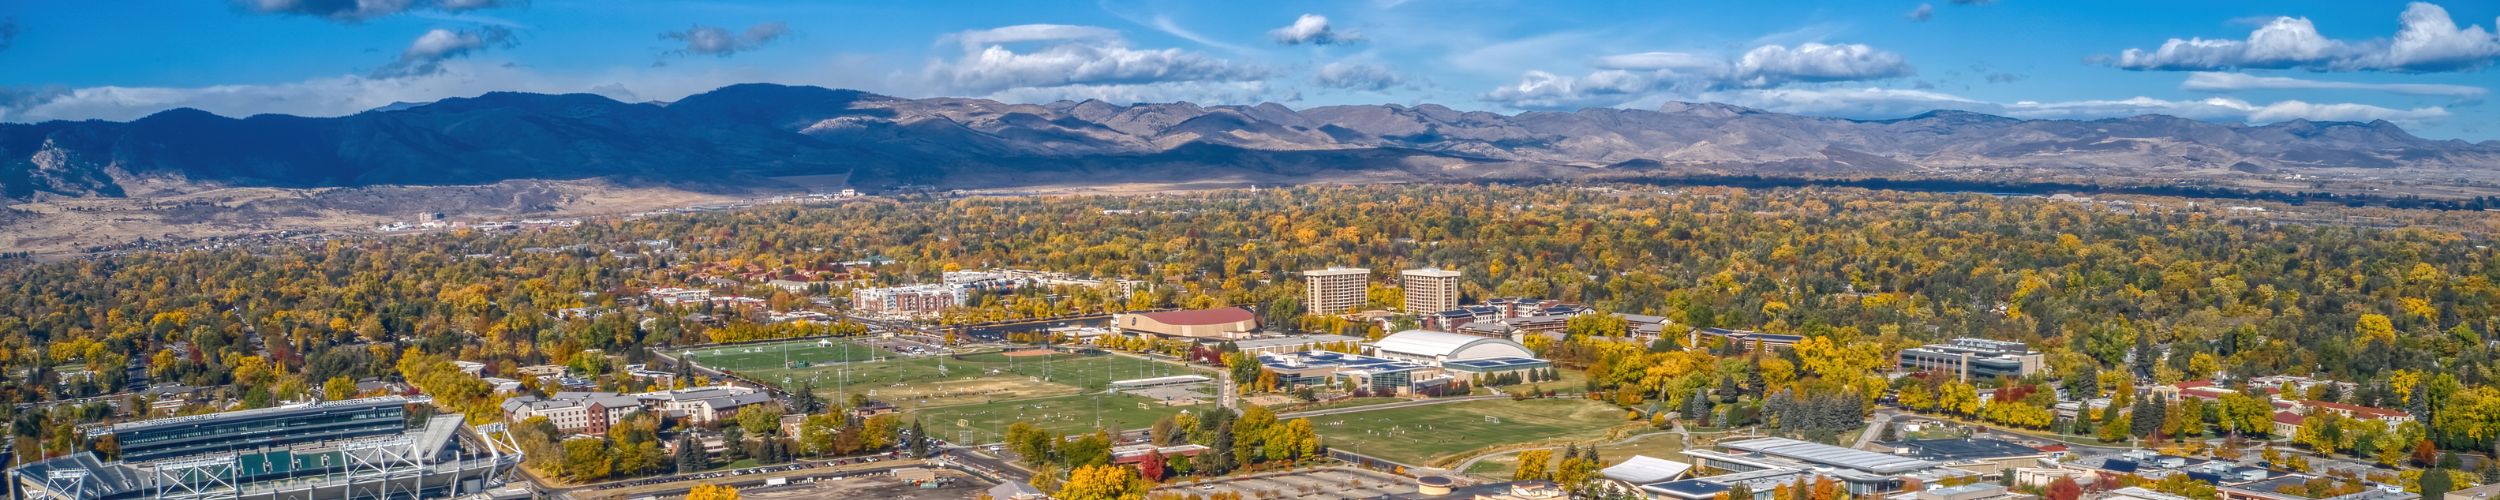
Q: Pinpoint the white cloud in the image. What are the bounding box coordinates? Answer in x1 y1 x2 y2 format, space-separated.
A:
1701 87 1995 118
1270 14 1360 45
662 22 790 58
923 25 1266 97
1482 43 1911 109
943 24 1120 52
1313 61 1405 91
1481 70 1654 110
238 0 524 23
1733 43 1913 86
375 26 514 78
1907 4 1933 22
2002 96 2448 124
2181 72 2486 98
2115 2 2500 72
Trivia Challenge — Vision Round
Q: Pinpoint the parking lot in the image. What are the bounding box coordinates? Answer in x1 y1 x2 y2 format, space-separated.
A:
1158 467 1412 499
739 468 989 500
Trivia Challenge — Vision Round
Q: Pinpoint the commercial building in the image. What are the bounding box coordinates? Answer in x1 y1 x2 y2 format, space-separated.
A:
850 284 968 316
1256 351 1454 396
1897 338 2046 380
1371 330 1538 366
1691 328 1803 352
10 396 524 500
1304 267 1372 315
501 386 777 433
1228 334 1367 356
500 392 649 435
1674 437 1970 498
1400 268 1462 313
1115 307 1260 340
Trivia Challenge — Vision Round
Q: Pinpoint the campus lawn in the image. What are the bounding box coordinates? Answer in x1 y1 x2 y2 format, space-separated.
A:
1462 431 1690 478
679 338 887 369
910 393 1211 444
712 344 1206 408
1312 398 1630 466
1276 397 1405 413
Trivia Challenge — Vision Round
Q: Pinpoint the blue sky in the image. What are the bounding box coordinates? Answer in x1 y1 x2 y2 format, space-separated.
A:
3 0 2498 139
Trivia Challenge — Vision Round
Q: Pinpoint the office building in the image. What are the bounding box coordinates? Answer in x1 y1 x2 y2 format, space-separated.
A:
1897 338 2045 381
1400 268 1462 313
1304 267 1371 315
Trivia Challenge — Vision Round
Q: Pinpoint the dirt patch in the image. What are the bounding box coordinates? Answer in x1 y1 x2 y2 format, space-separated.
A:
1001 349 1058 358
872 376 1080 408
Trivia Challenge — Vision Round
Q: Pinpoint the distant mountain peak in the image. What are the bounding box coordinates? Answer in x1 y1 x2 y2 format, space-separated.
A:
3 82 2495 204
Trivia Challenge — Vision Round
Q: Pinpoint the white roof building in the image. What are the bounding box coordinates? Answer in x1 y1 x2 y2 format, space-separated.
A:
1603 455 1695 485
1370 330 1538 365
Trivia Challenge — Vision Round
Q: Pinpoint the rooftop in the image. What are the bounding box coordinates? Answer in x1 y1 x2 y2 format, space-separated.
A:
1719 437 1941 474
1134 307 1257 326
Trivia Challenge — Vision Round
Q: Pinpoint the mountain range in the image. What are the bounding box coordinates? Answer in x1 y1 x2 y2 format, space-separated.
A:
7 83 2500 202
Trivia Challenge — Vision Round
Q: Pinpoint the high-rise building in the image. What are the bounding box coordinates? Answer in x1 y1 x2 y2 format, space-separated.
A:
1304 267 1371 315
1401 268 1462 313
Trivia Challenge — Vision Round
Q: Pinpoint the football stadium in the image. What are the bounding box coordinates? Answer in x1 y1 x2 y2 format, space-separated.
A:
9 396 524 500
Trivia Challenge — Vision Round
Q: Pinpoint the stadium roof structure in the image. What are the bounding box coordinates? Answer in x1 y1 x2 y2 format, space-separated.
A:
1719 437 1940 474
1372 330 1535 360
1443 357 1550 371
1602 455 1694 484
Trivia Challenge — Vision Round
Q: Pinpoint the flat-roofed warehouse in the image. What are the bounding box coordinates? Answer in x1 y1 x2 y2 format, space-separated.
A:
1115 307 1260 340
1370 330 1537 366
1716 437 1940 475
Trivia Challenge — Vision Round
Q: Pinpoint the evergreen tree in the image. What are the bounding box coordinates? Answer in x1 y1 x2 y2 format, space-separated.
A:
1686 387 1712 422
790 381 824 414
674 434 708 473
908 419 929 457
2131 329 2158 378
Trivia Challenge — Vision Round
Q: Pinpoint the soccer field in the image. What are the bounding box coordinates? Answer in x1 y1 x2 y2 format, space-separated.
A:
912 393 1211 444
680 338 886 370
706 343 1208 409
1313 398 1629 466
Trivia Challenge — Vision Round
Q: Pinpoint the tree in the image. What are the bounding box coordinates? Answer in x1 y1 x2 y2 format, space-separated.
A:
322 376 358 401
675 434 707 473
1138 449 1167 482
736 404 787 437
686 484 741 500
1059 464 1149 500
789 381 824 414
1515 449 1554 481
2046 477 2083 500
1150 415 1177 446
2421 467 2456 499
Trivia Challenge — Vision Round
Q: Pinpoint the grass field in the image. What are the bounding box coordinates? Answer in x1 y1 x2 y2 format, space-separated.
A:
680 338 887 369
1462 431 1690 477
912 393 1211 444
699 339 1207 408
1313 398 1630 466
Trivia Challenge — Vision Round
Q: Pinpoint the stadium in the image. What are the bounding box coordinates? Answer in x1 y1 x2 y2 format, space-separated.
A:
9 396 524 500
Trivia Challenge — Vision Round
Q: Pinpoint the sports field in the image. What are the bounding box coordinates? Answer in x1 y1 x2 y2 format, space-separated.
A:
677 338 886 369
913 393 1212 444
694 339 1208 411
1313 398 1630 466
